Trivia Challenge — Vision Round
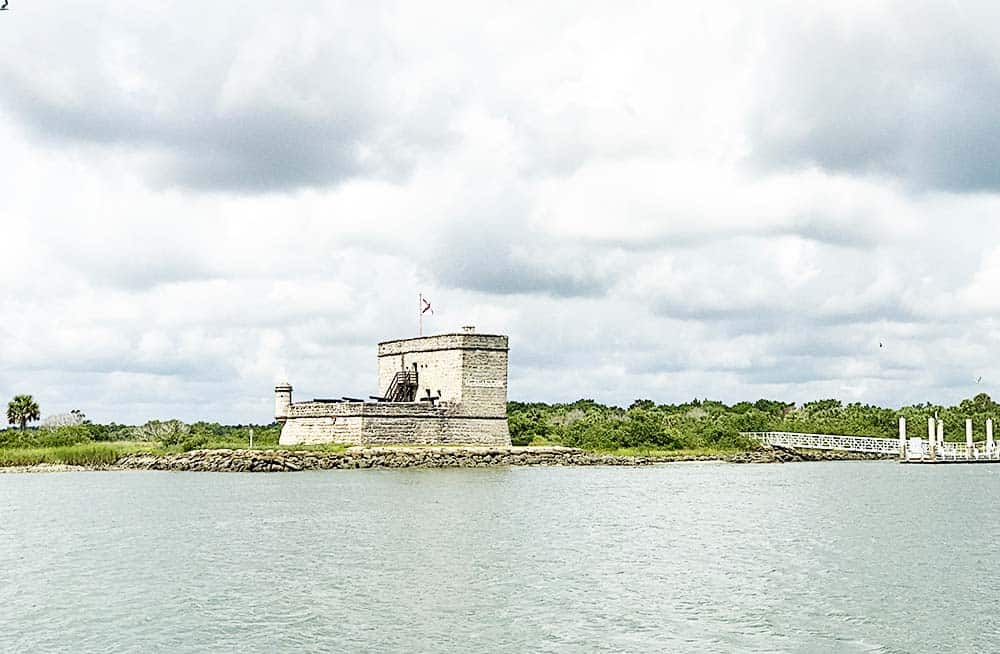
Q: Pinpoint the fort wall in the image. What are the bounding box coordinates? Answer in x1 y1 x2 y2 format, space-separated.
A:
278 403 509 446
460 348 508 417
278 330 510 447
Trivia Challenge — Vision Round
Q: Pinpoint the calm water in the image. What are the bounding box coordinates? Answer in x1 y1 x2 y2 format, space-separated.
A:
2 462 999 653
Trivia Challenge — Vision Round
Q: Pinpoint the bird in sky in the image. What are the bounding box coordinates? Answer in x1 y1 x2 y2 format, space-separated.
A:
977 376 983 384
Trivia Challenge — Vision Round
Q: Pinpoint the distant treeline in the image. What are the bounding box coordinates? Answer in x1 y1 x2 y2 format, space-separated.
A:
3 394 999 453
507 393 1000 450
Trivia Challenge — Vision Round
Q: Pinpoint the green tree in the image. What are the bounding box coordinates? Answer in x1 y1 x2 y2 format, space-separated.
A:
7 395 41 431
753 399 791 415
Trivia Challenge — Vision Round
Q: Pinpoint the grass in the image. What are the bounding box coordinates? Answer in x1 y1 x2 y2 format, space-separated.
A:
278 443 349 453
0 439 737 468
517 438 746 458
177 439 347 453
0 440 354 467
515 437 744 458
0 441 158 467
591 446 742 459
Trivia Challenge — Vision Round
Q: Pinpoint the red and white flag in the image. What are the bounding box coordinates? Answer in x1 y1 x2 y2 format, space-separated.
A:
421 297 433 314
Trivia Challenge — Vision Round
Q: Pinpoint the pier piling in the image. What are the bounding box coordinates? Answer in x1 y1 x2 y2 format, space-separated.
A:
927 418 935 460
966 419 974 459
936 420 944 460
899 417 907 460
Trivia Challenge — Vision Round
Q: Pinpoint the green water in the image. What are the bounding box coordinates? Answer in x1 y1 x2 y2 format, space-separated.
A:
2 463 999 652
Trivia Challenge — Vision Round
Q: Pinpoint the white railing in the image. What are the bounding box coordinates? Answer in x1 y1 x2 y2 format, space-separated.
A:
743 431 1000 461
742 431 900 454
932 442 1000 461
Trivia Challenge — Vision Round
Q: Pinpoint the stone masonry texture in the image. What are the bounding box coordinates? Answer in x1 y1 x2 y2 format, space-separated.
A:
277 331 511 446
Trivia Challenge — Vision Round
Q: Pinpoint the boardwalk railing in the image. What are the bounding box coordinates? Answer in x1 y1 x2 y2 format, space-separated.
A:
931 442 997 461
742 431 900 454
743 430 1000 461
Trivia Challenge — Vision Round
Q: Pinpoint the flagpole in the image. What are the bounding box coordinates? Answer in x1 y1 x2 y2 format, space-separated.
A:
419 292 423 337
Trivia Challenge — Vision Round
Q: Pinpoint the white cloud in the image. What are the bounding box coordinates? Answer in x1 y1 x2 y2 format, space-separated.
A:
1 1 1000 423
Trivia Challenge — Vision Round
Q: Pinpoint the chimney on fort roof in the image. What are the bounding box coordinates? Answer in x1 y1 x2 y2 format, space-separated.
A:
461 325 475 333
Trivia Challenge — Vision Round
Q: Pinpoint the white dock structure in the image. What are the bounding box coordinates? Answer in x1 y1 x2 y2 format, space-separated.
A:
745 417 1000 464
746 431 900 455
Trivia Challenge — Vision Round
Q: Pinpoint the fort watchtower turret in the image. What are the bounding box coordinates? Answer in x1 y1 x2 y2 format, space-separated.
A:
274 382 292 422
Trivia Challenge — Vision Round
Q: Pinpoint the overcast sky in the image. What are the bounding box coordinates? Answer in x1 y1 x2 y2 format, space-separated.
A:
3 1 1000 424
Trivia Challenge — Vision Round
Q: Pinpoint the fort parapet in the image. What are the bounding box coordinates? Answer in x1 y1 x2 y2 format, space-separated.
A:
276 327 510 447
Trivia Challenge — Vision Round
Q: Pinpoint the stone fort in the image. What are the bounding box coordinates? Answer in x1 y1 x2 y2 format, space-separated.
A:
275 327 511 446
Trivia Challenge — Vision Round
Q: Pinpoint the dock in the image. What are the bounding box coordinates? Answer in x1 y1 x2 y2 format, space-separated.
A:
744 417 1000 464
899 417 1000 464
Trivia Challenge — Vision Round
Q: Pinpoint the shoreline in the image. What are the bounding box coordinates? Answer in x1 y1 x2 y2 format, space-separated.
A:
0 444 894 473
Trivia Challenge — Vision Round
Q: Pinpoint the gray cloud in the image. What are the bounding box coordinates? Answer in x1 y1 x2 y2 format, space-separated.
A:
0 3 454 193
651 288 920 335
780 214 880 249
748 3 1000 192
589 216 883 253
432 239 614 298
0 82 432 194
427 199 623 297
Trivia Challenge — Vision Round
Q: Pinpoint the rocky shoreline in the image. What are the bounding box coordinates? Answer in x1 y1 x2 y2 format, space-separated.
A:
0 463 94 474
0 444 895 473
728 444 893 464
112 446 657 472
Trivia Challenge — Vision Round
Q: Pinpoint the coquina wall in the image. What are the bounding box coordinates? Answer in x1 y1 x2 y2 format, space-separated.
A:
278 401 510 446
277 330 510 447
376 332 508 413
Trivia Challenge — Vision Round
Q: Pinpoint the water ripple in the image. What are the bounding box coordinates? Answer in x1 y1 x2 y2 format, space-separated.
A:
2 463 999 652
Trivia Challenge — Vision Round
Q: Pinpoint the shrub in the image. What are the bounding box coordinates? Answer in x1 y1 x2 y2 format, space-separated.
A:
133 420 190 445
509 411 552 446
33 425 94 447
0 425 95 448
179 434 209 451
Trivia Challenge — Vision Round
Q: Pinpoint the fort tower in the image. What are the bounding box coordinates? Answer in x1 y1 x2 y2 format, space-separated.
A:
276 327 510 447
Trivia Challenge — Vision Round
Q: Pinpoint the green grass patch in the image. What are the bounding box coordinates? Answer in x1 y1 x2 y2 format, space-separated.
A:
0 441 158 467
276 442 349 453
151 440 350 454
178 440 347 453
590 446 741 459
0 440 355 467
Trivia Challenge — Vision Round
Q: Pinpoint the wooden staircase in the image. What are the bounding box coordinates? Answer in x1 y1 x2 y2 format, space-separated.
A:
381 370 418 402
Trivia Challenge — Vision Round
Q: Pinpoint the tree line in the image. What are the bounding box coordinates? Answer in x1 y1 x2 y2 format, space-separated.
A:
9 392 1000 452
507 394 1000 450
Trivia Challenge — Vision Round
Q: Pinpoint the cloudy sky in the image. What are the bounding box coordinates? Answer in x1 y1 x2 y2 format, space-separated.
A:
3 1 1000 424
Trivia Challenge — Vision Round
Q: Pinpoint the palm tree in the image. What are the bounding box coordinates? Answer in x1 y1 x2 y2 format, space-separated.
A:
7 395 40 431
